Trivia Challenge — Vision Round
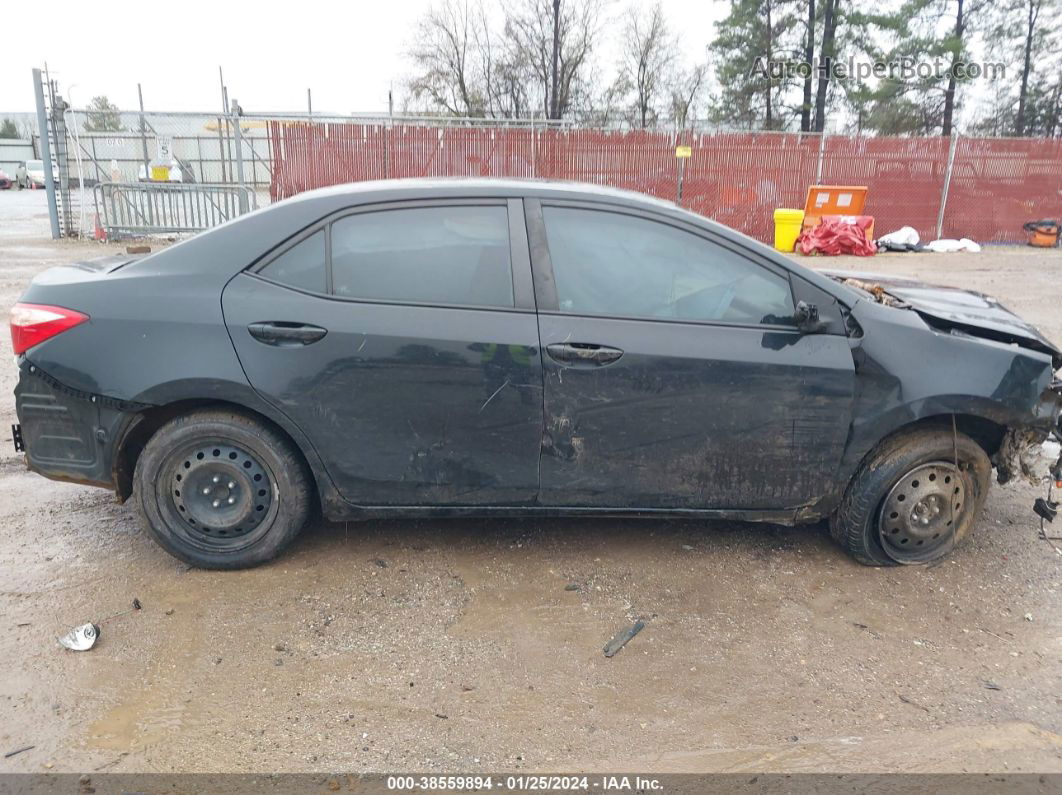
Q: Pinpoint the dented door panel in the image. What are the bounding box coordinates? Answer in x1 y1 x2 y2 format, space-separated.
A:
223 274 543 506
536 313 856 510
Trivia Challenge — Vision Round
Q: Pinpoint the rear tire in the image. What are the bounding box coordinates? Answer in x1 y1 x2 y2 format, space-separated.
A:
133 410 312 569
831 427 991 566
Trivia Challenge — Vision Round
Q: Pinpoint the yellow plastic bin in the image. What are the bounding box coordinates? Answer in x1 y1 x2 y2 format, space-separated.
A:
773 208 805 252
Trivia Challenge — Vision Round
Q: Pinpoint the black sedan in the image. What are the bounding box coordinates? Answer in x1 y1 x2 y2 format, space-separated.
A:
11 179 1062 568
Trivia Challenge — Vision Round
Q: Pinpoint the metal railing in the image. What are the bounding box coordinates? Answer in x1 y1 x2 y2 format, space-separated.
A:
92 181 258 238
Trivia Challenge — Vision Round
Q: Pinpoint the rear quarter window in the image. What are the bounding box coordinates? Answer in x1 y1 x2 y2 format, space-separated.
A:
258 230 327 293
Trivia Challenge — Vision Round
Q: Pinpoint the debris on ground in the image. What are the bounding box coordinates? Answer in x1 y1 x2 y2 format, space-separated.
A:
924 238 981 253
57 623 99 652
4 745 35 759
564 583 580 591
984 681 1002 690
125 245 151 254
897 693 931 713
876 226 921 251
603 619 646 658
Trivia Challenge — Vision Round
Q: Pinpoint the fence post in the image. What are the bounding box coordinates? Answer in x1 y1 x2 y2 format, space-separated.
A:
137 84 155 227
936 132 959 240
230 99 248 214
32 69 61 239
815 129 828 184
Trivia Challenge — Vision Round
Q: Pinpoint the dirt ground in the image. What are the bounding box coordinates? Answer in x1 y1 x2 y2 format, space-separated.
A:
1 189 1061 774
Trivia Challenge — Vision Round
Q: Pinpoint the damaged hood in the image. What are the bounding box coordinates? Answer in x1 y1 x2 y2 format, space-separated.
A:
821 269 1062 366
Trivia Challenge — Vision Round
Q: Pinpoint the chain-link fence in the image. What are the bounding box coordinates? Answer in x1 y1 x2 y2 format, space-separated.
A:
38 104 1062 244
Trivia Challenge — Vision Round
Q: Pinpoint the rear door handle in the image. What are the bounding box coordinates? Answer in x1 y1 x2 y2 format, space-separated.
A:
248 322 328 347
546 342 623 367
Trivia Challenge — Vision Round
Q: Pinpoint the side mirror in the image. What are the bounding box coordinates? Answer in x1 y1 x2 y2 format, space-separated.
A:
794 300 823 333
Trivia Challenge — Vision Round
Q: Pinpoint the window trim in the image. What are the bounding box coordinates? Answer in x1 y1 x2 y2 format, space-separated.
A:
249 198 534 313
526 198 799 331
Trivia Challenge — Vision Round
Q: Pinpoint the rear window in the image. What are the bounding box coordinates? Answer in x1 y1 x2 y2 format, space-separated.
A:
330 206 513 308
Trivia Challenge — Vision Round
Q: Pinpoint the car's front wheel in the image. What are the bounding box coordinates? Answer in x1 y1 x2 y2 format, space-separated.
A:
133 410 312 569
831 427 992 566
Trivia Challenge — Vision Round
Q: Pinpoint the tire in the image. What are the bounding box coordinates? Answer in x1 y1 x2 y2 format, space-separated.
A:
831 427 991 566
133 410 312 569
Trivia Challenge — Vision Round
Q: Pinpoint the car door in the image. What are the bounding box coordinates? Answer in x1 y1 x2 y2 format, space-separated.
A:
222 198 543 507
527 199 856 512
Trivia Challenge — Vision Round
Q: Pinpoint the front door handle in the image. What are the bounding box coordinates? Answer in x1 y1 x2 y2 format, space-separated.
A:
546 342 623 367
248 322 328 347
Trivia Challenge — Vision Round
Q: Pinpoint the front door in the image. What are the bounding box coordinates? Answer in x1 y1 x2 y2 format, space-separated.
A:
223 199 543 507
529 201 856 511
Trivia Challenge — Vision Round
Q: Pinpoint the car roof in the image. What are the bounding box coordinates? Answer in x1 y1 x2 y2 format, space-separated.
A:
287 177 680 213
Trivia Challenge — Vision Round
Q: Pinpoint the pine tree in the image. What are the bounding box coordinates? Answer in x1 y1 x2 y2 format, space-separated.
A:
709 0 801 130
84 96 123 132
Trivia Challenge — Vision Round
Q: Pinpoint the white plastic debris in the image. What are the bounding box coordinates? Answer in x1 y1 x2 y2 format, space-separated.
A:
924 238 981 253
877 226 920 246
57 622 100 651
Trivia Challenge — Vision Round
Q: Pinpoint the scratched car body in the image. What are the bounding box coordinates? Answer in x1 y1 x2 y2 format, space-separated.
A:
11 179 1062 569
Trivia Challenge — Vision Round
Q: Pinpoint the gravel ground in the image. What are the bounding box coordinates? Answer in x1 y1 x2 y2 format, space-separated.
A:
1 189 1061 774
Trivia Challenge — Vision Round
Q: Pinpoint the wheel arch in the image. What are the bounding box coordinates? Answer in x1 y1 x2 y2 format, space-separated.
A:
838 412 1007 501
113 397 340 515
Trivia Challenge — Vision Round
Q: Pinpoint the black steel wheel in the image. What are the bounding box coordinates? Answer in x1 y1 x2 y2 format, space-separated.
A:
134 410 312 568
165 442 276 549
876 461 968 563
831 426 991 566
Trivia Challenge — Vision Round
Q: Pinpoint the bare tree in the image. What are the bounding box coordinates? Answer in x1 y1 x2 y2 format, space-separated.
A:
408 0 491 116
503 0 604 119
615 3 676 128
669 64 708 129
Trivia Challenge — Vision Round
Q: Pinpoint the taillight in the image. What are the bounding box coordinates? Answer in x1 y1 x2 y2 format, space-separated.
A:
10 303 89 356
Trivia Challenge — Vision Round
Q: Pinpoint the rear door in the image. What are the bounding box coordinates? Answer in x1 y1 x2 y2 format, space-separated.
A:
528 199 856 511
222 198 543 507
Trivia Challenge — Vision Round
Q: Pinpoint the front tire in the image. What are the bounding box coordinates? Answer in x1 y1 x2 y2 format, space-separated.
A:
133 410 312 569
831 427 991 566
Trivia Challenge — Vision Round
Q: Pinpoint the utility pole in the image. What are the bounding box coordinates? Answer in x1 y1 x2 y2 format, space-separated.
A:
550 0 561 119
230 99 248 214
32 68 60 239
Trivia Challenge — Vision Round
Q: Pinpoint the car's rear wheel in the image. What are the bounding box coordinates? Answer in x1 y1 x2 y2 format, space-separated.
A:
831 427 991 566
133 410 312 569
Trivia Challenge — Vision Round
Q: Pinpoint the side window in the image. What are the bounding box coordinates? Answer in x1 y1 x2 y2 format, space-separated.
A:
542 207 794 325
259 230 326 293
330 206 514 308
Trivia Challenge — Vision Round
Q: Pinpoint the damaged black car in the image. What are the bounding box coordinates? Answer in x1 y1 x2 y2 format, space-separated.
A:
11 179 1062 568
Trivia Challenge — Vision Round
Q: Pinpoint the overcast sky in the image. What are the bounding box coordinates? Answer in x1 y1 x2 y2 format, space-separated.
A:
0 0 721 114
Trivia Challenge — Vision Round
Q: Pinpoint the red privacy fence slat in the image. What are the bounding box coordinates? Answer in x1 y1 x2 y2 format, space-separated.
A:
268 121 1062 245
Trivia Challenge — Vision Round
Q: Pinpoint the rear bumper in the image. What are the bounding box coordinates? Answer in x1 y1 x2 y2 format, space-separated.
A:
13 360 143 492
